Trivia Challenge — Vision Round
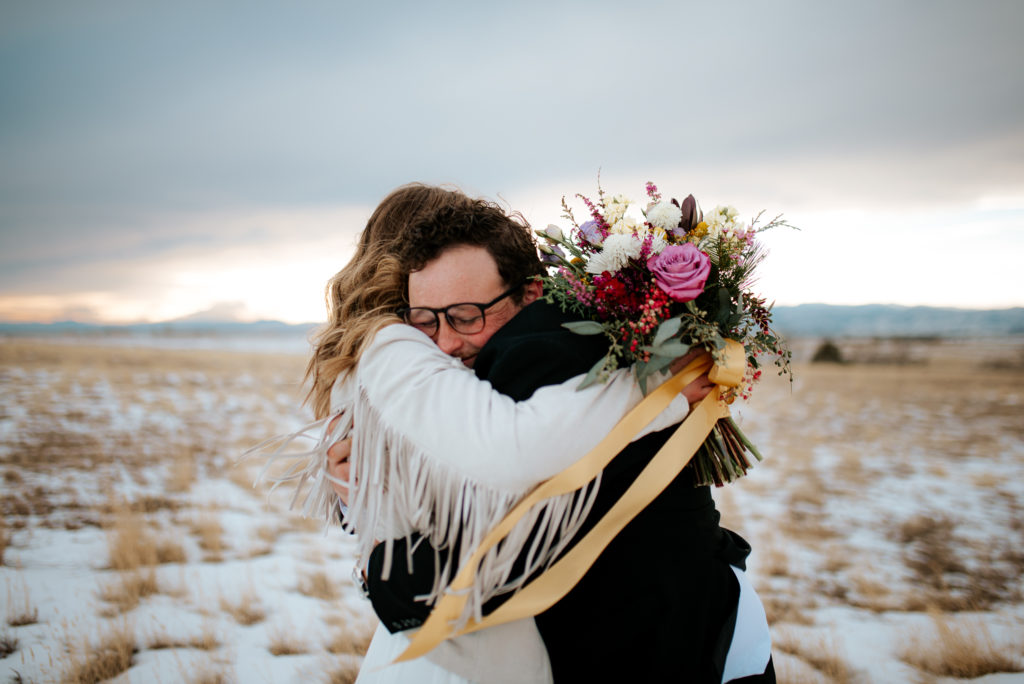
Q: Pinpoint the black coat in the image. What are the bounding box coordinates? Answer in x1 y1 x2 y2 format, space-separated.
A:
366 301 752 682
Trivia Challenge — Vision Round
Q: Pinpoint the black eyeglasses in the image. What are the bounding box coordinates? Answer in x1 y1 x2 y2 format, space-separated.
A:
398 281 526 336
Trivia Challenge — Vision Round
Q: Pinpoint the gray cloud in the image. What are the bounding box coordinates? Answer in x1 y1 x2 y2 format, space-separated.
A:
1 0 1023 315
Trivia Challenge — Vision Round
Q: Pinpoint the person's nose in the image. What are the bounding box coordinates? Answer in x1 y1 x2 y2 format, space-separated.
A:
434 316 464 356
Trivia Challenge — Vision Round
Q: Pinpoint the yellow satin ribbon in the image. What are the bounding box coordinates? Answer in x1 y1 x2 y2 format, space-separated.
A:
394 339 746 663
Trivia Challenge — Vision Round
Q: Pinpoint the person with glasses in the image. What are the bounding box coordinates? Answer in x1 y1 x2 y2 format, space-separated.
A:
335 187 775 683
284 183 713 684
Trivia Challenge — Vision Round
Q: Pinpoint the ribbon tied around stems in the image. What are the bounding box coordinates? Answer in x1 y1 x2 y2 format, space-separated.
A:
392 340 747 664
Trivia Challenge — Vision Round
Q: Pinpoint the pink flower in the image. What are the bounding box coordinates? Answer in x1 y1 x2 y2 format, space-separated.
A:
646 243 710 302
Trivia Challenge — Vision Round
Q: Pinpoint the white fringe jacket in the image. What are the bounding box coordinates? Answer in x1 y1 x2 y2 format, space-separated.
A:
262 323 689 625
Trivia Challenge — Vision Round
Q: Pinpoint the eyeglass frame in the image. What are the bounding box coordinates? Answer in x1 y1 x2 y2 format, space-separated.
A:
397 280 529 336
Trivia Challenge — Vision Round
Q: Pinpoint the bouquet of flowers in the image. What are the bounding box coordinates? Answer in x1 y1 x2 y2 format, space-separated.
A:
537 180 793 486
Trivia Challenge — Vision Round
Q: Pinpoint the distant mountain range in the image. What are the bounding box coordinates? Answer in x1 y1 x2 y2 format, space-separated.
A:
769 304 1024 337
1 305 1022 339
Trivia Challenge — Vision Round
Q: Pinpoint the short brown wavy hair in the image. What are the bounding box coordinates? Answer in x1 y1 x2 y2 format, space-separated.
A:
397 191 543 303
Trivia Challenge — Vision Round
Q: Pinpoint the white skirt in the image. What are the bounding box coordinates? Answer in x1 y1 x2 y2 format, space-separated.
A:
356 619 553 684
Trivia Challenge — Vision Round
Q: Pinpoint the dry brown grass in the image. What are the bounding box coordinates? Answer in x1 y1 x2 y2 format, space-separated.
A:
847 570 893 612
266 621 308 656
758 539 791 578
0 515 8 565
255 525 280 545
820 546 851 574
772 630 855 683
325 660 361 684
970 471 1002 489
107 509 186 570
228 460 264 496
147 626 220 651
246 544 274 559
760 592 815 626
62 621 138 684
6 606 39 626
325 619 375 656
167 448 198 493
98 570 160 615
899 611 1023 677
186 662 233 684
772 652 829 684
6 583 39 627
192 515 226 562
220 590 267 626
893 513 1017 610
297 570 341 601
0 628 18 658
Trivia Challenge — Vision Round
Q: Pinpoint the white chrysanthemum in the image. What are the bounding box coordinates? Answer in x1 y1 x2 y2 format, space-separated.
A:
648 231 668 254
646 201 683 232
585 233 643 274
603 195 630 224
609 215 640 235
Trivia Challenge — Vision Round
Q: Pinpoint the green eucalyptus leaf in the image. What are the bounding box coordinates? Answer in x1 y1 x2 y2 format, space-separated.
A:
576 355 608 390
645 340 692 358
635 364 649 394
562 321 606 336
652 316 683 346
646 353 675 374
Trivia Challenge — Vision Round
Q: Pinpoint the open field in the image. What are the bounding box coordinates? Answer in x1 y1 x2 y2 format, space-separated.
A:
1 338 1023 682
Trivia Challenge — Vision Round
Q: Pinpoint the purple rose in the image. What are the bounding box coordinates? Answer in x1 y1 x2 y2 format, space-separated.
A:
578 220 604 246
647 243 710 302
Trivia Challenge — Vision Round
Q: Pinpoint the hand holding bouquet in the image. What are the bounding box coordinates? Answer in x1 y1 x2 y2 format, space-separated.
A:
538 180 794 486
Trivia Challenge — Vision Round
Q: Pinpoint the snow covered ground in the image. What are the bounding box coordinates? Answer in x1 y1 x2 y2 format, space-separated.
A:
1 338 1022 683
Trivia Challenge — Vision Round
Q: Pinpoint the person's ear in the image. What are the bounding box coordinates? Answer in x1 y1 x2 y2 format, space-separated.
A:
521 278 543 305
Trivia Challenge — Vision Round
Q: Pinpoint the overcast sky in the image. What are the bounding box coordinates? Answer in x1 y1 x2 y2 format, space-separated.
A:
1 1 1022 323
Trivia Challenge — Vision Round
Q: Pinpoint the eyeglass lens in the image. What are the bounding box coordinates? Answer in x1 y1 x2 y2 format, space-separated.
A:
406 304 486 335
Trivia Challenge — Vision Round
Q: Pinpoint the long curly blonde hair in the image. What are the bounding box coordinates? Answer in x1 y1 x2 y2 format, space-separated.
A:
304 184 475 418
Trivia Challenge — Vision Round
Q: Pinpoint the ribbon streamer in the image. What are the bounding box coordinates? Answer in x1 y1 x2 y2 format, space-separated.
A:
394 340 745 663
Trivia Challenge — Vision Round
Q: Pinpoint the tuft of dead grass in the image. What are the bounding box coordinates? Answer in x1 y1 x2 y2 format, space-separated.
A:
0 515 8 565
5 583 39 627
894 513 1016 610
220 591 267 626
771 652 829 684
167 448 198 493
772 630 855 683
255 525 280 545
760 593 815 626
897 514 964 583
62 621 138 684
900 611 1023 678
146 622 220 651
192 515 226 562
847 570 894 613
758 541 791 578
325 660 361 684
266 621 308 656
186 662 232 684
297 570 341 601
0 628 19 658
325 619 375 656
106 509 187 570
98 570 160 615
